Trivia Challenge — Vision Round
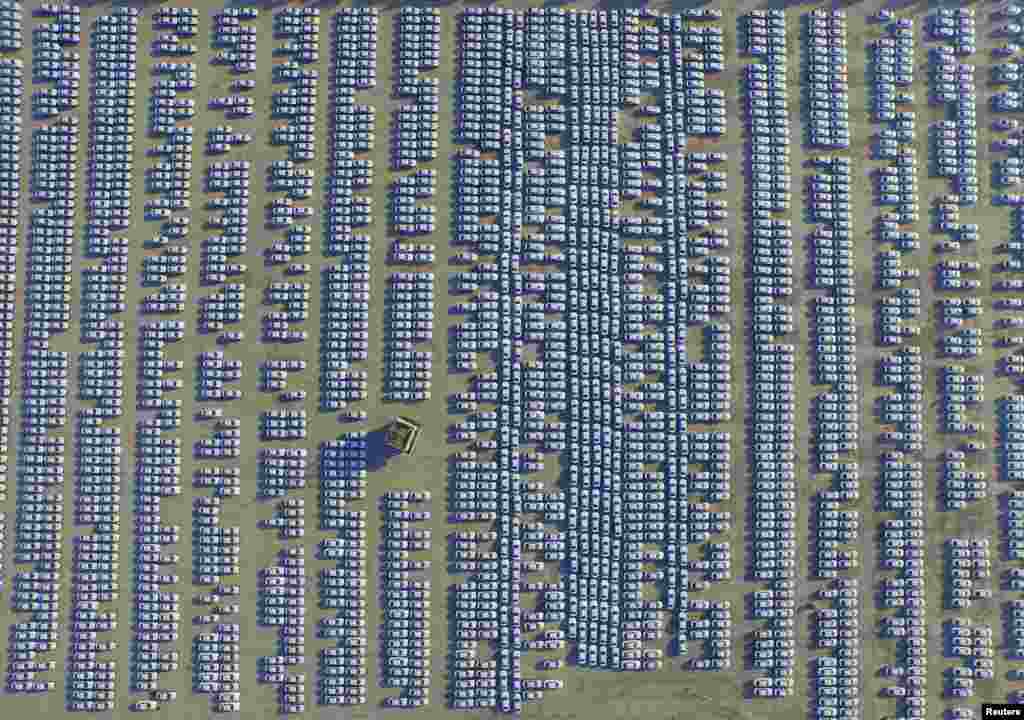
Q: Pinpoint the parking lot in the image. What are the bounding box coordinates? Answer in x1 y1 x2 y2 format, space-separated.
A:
2 1 1024 720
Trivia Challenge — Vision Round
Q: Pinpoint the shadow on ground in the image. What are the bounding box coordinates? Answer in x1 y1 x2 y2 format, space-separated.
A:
367 426 401 470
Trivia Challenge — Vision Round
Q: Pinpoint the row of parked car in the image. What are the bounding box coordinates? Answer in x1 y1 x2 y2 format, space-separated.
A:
804 11 850 149
383 9 439 419
659 8 734 674
203 48 256 556
741 9 798 693
145 9 218 714
391 168 437 237
989 0 1024 503
380 491 431 707
321 9 377 424
0 0 19 51
870 17 930 717
392 7 439 175
989 26 1024 708
10 4 77 702
257 546 307 713
933 9 998 713
0 0 17 609
211 7 258 74
385 273 434 402
191 82 247 706
450 10 554 709
32 4 78 118
800 22 863 716
318 435 370 705
927 19 979 564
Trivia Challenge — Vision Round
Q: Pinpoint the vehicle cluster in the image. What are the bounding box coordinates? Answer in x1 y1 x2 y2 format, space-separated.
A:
802 13 864 718
392 8 440 173
385 272 434 402
380 490 432 707
211 7 258 73
741 7 799 696
3 2 1023 717
9 1 81 703
317 434 370 705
